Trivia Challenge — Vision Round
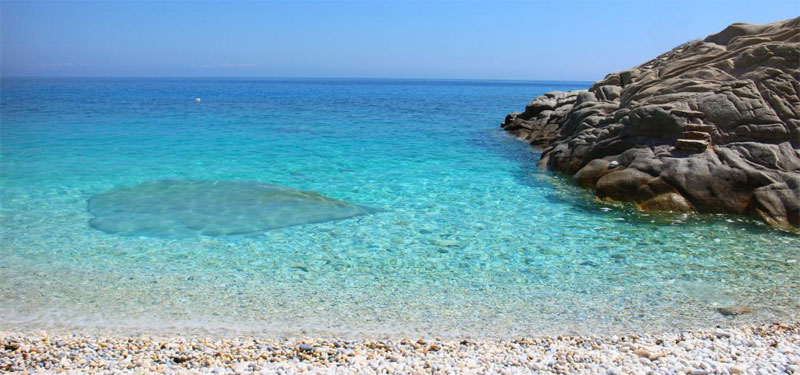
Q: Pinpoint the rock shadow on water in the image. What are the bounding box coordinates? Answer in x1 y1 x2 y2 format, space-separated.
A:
87 179 382 238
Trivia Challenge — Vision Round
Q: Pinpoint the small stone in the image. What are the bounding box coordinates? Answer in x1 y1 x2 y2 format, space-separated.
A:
730 365 745 374
649 351 666 360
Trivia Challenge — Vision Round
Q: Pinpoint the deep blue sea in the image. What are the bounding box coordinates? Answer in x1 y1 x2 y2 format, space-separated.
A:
1 78 798 338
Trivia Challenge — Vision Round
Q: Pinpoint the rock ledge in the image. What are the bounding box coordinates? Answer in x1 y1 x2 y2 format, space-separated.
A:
502 18 800 230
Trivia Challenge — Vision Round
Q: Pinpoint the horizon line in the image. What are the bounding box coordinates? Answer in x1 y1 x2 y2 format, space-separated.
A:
0 75 597 84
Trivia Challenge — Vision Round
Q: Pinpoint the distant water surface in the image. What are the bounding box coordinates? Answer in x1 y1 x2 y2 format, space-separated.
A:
1 78 797 338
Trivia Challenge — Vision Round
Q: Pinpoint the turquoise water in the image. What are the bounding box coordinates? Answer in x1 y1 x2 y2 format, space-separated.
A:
1 78 798 338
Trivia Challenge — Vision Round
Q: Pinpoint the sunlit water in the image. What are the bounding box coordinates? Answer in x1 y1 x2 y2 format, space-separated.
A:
1 78 797 338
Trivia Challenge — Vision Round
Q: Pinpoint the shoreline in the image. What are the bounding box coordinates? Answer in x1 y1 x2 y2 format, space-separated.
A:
3 304 797 341
3 322 798 374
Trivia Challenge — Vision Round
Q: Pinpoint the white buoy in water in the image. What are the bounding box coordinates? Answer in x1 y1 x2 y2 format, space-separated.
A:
195 98 201 102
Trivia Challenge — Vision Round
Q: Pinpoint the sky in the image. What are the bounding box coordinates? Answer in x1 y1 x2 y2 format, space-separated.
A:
1 0 797 81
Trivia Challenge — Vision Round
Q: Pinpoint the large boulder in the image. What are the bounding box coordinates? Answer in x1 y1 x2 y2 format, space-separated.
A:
501 18 800 230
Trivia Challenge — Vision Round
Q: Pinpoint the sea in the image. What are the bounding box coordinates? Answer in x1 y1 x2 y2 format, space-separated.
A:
1 78 797 338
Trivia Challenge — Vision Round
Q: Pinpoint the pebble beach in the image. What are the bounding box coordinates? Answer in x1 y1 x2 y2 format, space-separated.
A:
2 322 798 374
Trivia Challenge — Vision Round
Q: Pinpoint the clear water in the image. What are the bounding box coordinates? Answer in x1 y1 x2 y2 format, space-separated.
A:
1 78 798 338
87 179 380 238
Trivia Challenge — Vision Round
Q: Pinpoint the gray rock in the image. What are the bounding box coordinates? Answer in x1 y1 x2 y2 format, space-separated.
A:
718 305 755 316
501 17 800 230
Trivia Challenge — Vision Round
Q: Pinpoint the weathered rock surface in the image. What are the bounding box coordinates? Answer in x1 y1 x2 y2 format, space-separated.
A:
502 18 800 230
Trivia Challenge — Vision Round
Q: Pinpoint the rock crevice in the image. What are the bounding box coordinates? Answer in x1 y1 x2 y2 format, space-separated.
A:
502 18 800 230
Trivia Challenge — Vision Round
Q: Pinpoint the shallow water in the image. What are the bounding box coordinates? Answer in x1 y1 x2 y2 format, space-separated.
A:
1 78 798 338
88 179 380 238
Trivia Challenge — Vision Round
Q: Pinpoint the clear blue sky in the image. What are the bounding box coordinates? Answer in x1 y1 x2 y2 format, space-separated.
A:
1 0 797 81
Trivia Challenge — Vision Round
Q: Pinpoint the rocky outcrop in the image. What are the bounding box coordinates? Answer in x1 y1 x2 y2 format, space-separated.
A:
502 18 800 230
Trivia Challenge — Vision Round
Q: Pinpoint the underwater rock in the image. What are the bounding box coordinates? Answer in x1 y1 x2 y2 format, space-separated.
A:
716 305 754 316
88 179 380 238
501 18 800 230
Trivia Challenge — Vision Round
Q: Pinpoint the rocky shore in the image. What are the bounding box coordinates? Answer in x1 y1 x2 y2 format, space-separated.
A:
2 323 799 374
502 18 800 230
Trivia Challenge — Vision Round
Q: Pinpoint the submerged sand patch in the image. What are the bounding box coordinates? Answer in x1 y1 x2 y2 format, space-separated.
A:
88 179 379 238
